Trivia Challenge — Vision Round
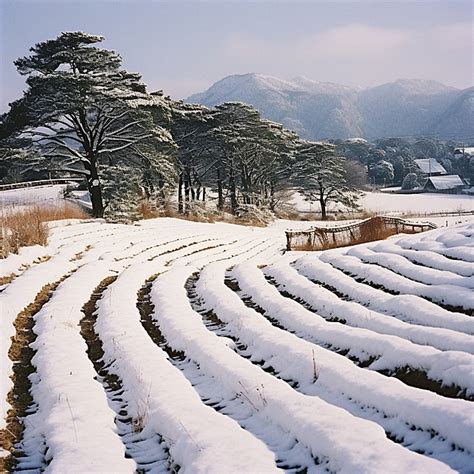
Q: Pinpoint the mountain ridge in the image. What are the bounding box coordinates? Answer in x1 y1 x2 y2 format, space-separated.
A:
187 74 473 141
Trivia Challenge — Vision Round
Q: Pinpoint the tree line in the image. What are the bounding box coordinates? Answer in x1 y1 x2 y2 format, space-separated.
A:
0 32 359 220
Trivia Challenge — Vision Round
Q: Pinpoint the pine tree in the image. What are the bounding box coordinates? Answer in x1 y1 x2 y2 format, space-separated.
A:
0 32 175 217
293 141 359 220
208 102 297 214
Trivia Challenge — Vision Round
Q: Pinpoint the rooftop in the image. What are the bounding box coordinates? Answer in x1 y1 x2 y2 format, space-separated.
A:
414 159 446 175
425 175 465 190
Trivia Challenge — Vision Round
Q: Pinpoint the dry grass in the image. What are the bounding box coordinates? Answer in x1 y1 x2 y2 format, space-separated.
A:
137 200 162 220
0 273 16 285
0 280 61 472
137 200 270 226
1 203 89 257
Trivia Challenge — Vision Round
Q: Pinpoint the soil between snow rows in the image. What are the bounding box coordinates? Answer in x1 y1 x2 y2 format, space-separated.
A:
1 219 473 473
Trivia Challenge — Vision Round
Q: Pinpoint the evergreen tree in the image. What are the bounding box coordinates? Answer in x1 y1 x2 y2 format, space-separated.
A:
0 32 174 217
371 160 395 185
293 141 359 220
209 102 297 214
401 172 420 190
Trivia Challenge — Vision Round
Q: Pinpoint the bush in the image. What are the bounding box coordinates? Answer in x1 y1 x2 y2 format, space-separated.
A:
401 173 420 190
235 204 275 226
1 203 89 256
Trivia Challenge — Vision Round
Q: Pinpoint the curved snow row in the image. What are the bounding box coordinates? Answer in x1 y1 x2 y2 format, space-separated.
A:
151 265 452 474
369 240 474 277
95 239 282 473
318 252 474 310
264 260 474 353
346 245 474 288
295 256 474 333
3 217 473 473
198 263 474 455
27 261 134 472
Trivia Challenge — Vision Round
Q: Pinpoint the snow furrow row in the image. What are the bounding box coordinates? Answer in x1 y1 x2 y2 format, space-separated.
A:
294 256 474 334
234 264 474 396
80 276 172 473
345 245 474 288
396 230 474 262
263 260 474 354
94 239 282 473
183 273 319 471
3 218 472 473
197 263 474 471
318 251 474 311
20 261 135 472
369 240 474 277
150 264 452 473
198 263 474 449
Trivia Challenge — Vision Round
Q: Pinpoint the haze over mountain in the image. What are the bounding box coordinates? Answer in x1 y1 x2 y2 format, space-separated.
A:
187 74 474 141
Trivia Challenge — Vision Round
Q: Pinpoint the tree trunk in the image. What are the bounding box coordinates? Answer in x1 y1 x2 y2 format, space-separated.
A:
178 173 184 214
217 168 224 211
320 195 327 220
229 173 237 214
184 176 190 214
269 181 276 211
87 160 104 218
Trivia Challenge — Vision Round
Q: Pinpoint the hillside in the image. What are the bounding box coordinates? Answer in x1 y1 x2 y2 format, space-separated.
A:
188 74 474 141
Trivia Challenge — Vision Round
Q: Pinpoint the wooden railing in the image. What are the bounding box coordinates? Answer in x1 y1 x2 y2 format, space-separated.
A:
285 216 437 251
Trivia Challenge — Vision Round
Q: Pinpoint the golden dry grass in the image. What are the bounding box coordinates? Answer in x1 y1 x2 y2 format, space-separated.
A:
137 200 269 226
1 203 89 257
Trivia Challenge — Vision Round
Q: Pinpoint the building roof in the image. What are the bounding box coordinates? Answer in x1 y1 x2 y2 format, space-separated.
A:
414 159 446 175
424 175 465 190
463 147 474 156
454 147 474 156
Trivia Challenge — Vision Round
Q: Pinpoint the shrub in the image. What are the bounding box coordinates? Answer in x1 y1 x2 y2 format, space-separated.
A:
401 173 420 190
1 203 89 256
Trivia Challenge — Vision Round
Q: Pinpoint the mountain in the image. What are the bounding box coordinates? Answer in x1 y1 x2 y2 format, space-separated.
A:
187 74 473 141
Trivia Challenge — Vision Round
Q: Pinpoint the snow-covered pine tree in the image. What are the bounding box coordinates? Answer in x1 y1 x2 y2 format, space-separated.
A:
0 143 46 183
0 32 175 217
169 102 215 214
293 141 360 220
208 102 298 215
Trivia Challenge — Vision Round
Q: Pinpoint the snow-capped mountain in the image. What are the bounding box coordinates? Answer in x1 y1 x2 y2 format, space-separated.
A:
187 74 473 140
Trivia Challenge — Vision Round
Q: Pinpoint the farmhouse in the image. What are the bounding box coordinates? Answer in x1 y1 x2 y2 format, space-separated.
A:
414 158 446 176
423 174 466 192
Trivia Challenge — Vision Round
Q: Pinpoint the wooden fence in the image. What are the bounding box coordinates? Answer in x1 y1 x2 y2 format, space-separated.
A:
285 216 437 251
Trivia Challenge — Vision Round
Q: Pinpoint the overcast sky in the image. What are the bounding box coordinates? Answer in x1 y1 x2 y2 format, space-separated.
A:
1 0 472 112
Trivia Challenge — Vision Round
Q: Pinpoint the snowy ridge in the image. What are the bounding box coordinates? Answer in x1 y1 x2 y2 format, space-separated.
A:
1 217 473 472
188 74 473 140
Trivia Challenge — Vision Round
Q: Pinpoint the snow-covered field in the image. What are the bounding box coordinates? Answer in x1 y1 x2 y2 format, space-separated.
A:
0 185 68 213
292 190 474 215
1 215 473 473
3 184 472 218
